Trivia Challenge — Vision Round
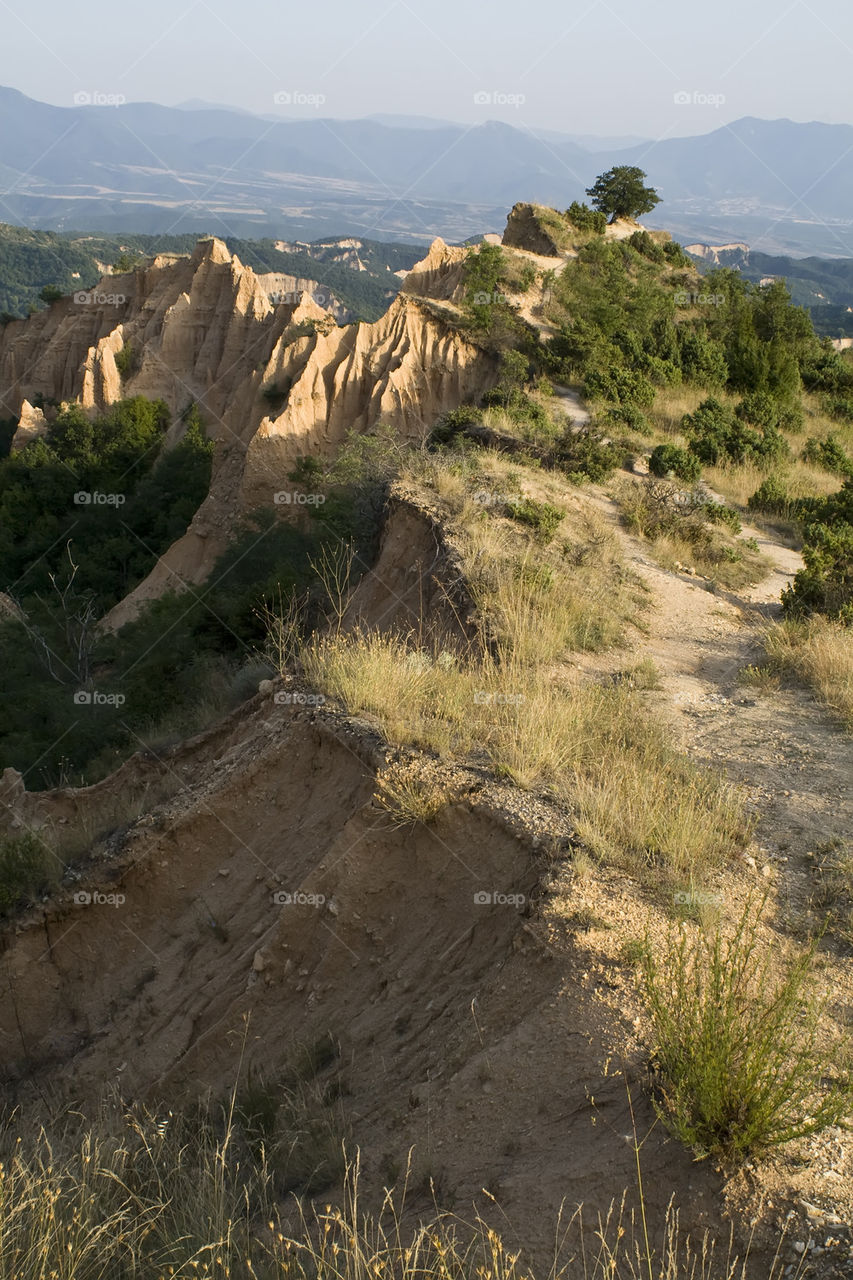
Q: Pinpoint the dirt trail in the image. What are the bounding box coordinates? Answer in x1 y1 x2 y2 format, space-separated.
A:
582 485 852 893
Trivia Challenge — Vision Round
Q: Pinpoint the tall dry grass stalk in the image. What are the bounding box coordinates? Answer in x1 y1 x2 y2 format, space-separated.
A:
762 618 853 727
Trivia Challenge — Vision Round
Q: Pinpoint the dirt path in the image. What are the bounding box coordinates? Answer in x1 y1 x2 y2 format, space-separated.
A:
583 487 852 888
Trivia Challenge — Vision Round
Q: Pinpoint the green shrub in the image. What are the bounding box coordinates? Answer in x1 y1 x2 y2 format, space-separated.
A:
565 202 606 234
0 833 57 914
684 397 788 466
430 404 483 444
504 496 565 542
605 404 652 435
783 478 853 622
583 365 656 409
628 230 665 263
825 395 853 422
801 434 853 476
649 444 701 483
641 899 851 1159
555 428 623 483
703 502 741 535
677 331 728 387
748 474 793 516
114 342 140 378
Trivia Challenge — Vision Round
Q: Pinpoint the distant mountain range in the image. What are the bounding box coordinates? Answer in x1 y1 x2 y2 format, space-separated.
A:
1 87 852 255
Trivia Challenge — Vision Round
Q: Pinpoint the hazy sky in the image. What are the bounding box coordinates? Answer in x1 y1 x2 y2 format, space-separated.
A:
3 0 853 137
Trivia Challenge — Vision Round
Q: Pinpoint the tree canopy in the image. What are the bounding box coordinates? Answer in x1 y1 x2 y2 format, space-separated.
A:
586 167 662 223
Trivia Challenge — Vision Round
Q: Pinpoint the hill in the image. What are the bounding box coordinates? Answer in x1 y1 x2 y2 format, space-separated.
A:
0 201 850 1277
3 87 853 252
0 223 424 322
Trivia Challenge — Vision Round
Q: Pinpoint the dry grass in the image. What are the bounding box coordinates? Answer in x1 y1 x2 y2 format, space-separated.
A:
647 386 716 438
374 761 460 827
0 1109 801 1280
291 453 748 881
404 450 645 656
615 478 770 591
301 631 746 880
703 458 841 511
761 618 853 728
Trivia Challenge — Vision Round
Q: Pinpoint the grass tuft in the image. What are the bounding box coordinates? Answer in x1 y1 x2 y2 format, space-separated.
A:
640 898 852 1159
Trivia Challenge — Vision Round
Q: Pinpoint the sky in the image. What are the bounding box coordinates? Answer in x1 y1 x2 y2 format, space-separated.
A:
3 0 853 138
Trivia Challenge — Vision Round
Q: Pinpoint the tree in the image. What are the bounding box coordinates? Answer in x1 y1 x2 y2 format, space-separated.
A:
586 167 662 224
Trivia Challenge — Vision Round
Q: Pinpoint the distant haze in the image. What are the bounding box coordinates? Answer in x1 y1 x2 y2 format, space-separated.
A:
2 0 852 137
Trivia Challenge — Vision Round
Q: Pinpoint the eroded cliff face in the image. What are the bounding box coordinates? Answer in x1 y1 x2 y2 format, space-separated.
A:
0 236 496 625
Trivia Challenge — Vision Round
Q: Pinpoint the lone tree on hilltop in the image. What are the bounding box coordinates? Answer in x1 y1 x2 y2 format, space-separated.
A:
586 166 661 223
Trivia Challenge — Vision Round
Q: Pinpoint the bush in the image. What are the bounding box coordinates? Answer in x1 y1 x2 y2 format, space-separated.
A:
0 833 57 914
684 397 788 466
565 202 606 234
703 501 742 535
783 478 853 622
649 444 701 483
430 404 483 444
628 230 665 263
748 474 793 517
605 404 652 435
583 365 656 409
677 330 728 387
114 342 140 378
801 433 853 476
555 428 623 483
504 496 565 542
641 899 851 1159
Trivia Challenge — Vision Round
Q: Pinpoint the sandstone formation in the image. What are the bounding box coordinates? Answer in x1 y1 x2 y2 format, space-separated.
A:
502 202 569 256
10 398 47 450
0 237 497 626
